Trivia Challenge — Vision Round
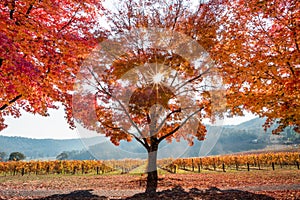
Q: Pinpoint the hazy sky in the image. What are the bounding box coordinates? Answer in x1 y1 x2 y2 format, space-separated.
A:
1 108 79 139
0 107 257 139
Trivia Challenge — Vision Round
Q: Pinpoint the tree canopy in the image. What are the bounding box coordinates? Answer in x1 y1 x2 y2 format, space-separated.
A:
211 0 300 134
0 0 103 130
0 152 6 161
2 0 298 134
56 152 69 160
8 151 25 161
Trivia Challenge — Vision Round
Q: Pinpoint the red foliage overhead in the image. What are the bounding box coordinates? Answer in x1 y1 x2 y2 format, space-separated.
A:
211 0 300 133
0 0 103 130
2 0 299 137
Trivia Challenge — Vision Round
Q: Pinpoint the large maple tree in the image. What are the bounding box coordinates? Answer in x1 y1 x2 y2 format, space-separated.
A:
2 0 298 195
73 0 224 193
211 0 300 134
0 0 103 130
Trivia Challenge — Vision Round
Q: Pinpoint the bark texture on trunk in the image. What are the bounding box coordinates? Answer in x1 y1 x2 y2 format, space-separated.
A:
145 143 158 194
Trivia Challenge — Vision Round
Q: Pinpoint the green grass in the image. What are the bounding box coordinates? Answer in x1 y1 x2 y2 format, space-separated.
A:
129 164 147 175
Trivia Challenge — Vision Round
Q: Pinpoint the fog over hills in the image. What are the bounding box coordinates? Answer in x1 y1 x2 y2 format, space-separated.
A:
0 118 299 160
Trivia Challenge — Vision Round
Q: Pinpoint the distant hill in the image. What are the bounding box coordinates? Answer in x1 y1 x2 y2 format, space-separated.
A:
0 118 298 160
235 117 267 130
71 118 299 159
0 135 104 160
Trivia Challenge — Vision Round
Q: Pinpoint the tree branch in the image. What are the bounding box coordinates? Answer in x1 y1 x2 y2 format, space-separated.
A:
88 68 144 138
9 2 15 19
158 106 203 143
25 3 34 18
153 108 182 135
103 122 148 150
58 5 81 33
0 94 22 111
175 66 211 91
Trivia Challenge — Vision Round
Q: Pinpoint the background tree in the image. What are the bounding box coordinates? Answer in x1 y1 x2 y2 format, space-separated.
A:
73 0 224 193
0 0 103 130
211 0 300 134
0 152 7 161
8 152 25 161
56 152 69 160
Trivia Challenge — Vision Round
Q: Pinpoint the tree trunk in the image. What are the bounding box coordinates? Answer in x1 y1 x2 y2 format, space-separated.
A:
145 143 158 194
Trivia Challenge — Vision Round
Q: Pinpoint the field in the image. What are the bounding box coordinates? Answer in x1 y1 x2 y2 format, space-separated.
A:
0 152 299 199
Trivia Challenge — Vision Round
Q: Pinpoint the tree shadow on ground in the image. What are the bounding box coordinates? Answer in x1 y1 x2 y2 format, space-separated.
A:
125 186 275 200
34 187 275 200
35 189 107 200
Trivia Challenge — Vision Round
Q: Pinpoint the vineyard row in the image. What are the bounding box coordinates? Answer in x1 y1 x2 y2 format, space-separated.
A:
0 152 299 176
159 152 300 173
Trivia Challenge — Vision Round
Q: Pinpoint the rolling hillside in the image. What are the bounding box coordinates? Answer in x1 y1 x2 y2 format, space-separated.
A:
0 136 104 159
0 118 298 160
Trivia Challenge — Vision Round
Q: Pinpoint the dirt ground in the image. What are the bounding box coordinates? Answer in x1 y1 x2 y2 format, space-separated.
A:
0 169 299 199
